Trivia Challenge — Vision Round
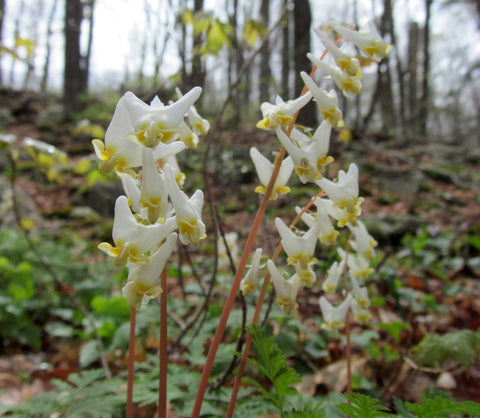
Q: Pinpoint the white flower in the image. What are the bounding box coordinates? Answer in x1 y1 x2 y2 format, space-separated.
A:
140 147 169 224
331 22 392 62
295 200 338 247
300 72 344 128
348 220 378 260
350 275 371 309
275 122 333 183
98 196 177 266
175 87 210 136
319 294 352 332
122 232 177 309
267 260 301 315
315 163 364 227
256 93 312 130
240 248 263 296
350 298 372 325
338 248 373 280
218 232 240 271
164 164 206 245
314 29 362 77
322 259 345 294
92 95 142 176
275 217 320 287
124 87 202 148
250 147 293 200
121 176 142 214
307 54 362 97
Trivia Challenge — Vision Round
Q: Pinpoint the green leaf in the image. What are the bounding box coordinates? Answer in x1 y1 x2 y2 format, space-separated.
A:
406 396 480 418
79 340 100 368
413 329 478 370
338 393 393 418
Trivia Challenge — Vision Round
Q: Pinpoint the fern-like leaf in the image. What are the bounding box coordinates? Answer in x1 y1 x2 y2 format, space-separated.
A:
405 396 480 418
337 393 393 418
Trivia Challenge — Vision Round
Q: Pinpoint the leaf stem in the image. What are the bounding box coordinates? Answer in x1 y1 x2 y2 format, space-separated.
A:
126 307 136 418
159 267 168 418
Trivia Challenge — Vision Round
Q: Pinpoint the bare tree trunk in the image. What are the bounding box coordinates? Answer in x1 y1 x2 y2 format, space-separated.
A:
293 0 316 126
138 0 151 86
82 0 95 90
281 0 291 100
8 0 25 87
259 0 271 103
406 21 419 137
190 0 206 89
419 0 432 139
64 0 85 116
0 0 5 86
41 0 58 93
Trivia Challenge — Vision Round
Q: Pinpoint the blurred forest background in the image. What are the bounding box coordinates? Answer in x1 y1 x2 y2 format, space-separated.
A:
1 0 480 415
0 0 479 140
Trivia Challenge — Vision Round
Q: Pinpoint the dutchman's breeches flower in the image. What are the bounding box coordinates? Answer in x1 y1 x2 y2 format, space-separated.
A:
275 121 333 183
122 232 177 309
98 196 177 267
331 22 393 62
240 248 263 296
256 93 313 130
250 147 293 200
268 260 301 315
124 87 202 148
92 95 142 176
348 220 378 260
275 217 321 287
319 294 353 332
164 164 206 246
300 72 344 128
315 163 364 227
308 55 362 97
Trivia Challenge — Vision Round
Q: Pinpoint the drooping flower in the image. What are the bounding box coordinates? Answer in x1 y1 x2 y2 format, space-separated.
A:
124 87 202 148
267 260 301 315
315 163 364 227
276 122 333 183
122 232 177 309
307 55 362 97
275 217 320 287
331 22 393 62
218 232 240 271
92 95 142 176
256 93 312 130
322 259 346 294
98 196 177 266
319 294 352 332
300 72 344 128
250 147 293 200
348 220 378 260
175 87 210 136
140 147 169 224
350 298 372 324
164 164 206 245
350 275 371 310
240 248 263 296
338 248 374 280
314 29 362 77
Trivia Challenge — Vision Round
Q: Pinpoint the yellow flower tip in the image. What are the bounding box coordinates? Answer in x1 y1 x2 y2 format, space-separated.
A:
323 284 336 294
175 172 186 188
178 218 198 234
255 185 266 195
183 133 198 149
241 281 256 296
322 320 345 332
98 242 115 255
342 79 362 95
256 118 270 130
276 297 298 315
354 312 372 325
298 271 315 288
276 186 291 196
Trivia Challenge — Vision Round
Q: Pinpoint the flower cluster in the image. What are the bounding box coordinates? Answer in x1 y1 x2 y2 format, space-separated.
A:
93 88 209 309
243 23 390 331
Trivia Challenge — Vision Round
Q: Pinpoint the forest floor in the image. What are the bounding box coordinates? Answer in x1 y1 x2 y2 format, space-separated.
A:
0 89 480 415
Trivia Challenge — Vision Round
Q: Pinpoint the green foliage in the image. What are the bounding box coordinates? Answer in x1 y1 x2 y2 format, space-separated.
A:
413 329 480 370
337 393 393 417
245 324 303 416
243 18 268 47
0 369 123 417
403 394 480 417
